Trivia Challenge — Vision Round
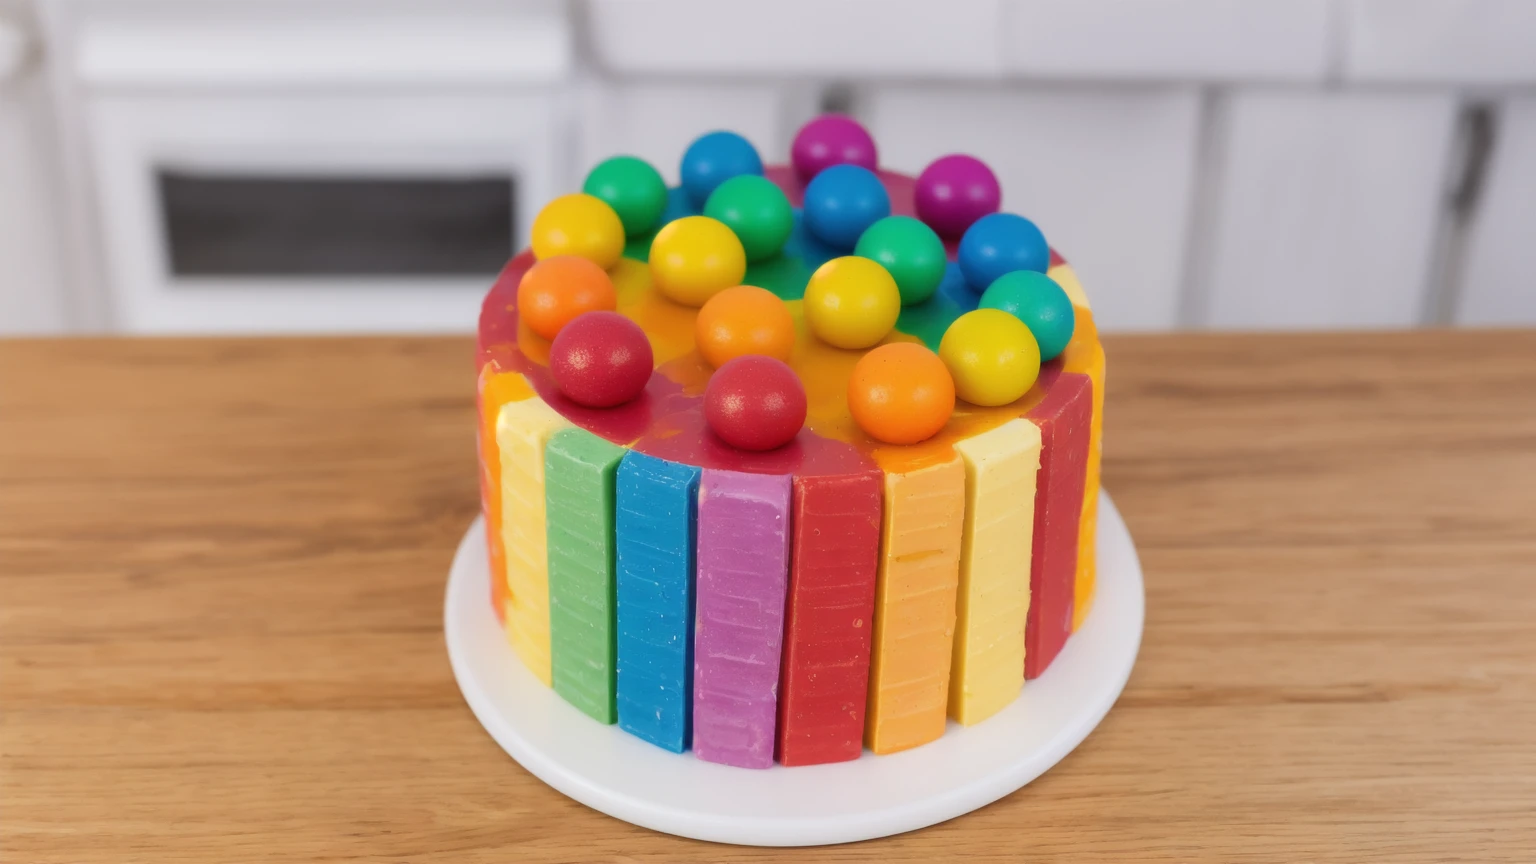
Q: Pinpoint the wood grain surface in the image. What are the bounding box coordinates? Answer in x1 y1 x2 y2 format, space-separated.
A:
3 331 1535 862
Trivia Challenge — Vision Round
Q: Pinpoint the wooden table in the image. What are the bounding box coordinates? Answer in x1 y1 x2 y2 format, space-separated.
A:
3 332 1534 862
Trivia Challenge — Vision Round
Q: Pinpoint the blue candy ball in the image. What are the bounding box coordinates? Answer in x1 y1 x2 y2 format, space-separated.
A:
802 164 891 249
680 131 764 208
979 270 1076 361
957 212 1049 292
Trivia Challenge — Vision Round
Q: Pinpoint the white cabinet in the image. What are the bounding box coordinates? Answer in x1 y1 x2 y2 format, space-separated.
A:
86 92 566 334
45 0 573 334
1457 98 1536 326
1193 91 1458 330
585 0 1005 78
17 0 1536 335
998 0 1332 82
0 16 70 336
864 86 1201 331
578 82 817 183
1343 0 1536 84
585 0 1338 83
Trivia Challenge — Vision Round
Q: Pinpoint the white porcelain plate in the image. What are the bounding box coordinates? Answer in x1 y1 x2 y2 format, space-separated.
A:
445 489 1144 847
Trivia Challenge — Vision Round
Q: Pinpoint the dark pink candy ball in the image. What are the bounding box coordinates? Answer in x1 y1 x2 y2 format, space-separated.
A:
791 114 879 183
704 355 807 451
550 311 654 408
915 154 1001 240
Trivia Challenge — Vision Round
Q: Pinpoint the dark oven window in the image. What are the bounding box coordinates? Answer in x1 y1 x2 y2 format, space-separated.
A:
158 170 516 278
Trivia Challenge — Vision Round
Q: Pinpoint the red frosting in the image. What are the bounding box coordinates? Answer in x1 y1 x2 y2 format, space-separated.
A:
1023 372 1092 680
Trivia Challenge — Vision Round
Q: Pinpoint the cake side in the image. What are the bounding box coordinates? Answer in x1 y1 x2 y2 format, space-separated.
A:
473 120 1106 768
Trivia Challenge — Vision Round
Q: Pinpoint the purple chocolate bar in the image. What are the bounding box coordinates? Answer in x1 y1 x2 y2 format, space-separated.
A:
692 469 793 768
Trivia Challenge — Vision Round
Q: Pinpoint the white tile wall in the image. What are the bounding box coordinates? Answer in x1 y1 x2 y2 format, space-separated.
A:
863 86 1200 332
1457 98 1536 326
1193 91 1458 330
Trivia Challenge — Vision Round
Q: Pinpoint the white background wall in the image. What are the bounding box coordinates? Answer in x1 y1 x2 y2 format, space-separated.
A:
4 0 1534 336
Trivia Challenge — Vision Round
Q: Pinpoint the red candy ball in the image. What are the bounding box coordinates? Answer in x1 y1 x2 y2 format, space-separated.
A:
550 311 654 408
704 356 806 451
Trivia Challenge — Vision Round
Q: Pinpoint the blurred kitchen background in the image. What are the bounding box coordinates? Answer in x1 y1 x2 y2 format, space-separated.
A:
1 0 1532 336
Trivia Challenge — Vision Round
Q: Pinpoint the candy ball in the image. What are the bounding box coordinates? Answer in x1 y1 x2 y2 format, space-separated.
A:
957 212 1050 292
979 270 1077 361
680 130 764 208
550 311 654 408
939 309 1042 407
704 355 806 451
517 256 617 341
803 164 891 249
791 114 879 182
803 256 901 350
853 216 947 306
531 193 626 270
583 155 668 237
702 175 794 262
649 215 748 307
848 342 955 445
915 154 1001 239
695 285 796 368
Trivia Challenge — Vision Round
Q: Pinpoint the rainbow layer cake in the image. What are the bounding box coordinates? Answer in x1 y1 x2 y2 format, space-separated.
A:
475 114 1106 768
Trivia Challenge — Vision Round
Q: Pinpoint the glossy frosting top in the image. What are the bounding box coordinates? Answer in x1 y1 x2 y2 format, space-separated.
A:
479 166 1099 476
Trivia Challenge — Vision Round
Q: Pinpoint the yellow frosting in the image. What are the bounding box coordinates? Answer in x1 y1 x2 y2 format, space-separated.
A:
1048 263 1091 310
950 419 1041 725
496 394 571 685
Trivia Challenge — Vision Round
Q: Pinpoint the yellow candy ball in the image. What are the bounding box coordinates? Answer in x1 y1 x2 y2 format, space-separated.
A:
649 216 748 307
531 193 625 270
939 309 1042 406
803 256 901 350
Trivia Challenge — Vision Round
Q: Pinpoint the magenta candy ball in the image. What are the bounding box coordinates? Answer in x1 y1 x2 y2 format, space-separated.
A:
915 154 1002 239
550 311 654 408
791 114 879 183
704 355 807 451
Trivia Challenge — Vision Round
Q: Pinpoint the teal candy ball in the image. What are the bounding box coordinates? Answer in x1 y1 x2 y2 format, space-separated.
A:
854 215 947 306
583 156 668 237
703 174 794 262
979 270 1077 361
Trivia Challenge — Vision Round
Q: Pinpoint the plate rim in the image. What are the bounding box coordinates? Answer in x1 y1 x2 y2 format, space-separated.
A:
445 489 1144 847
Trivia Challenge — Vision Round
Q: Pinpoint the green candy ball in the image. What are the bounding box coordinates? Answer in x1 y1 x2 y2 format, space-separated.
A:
979 270 1077 361
853 215 947 306
583 156 668 237
702 175 793 262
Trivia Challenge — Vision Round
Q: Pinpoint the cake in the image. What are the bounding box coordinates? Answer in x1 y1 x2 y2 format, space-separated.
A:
475 114 1105 769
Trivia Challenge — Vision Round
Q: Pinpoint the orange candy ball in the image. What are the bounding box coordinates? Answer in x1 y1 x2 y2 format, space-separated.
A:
848 342 956 445
517 256 617 341
694 285 796 368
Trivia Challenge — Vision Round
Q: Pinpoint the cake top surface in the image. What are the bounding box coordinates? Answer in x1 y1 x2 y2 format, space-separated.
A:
479 124 1101 477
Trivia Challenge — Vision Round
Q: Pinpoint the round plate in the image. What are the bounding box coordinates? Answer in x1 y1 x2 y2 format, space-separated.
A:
445 490 1144 847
